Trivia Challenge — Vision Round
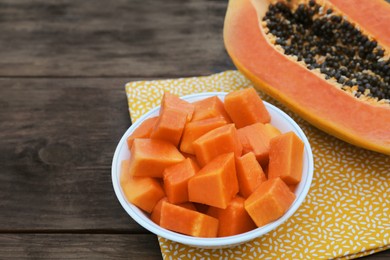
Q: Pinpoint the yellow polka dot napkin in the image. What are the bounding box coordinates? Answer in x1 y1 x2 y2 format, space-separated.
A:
125 70 390 259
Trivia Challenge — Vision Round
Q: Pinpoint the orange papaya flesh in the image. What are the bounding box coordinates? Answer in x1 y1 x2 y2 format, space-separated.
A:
120 159 131 187
188 152 239 209
150 106 187 147
207 196 257 237
224 0 390 155
236 152 267 198
122 176 165 213
264 123 281 139
180 117 227 155
129 138 185 178
151 197 196 225
150 197 168 224
237 122 274 167
328 0 390 49
160 201 219 237
268 132 304 185
127 117 158 149
163 158 199 204
161 92 195 122
193 124 242 166
224 87 270 128
245 177 296 227
192 96 232 123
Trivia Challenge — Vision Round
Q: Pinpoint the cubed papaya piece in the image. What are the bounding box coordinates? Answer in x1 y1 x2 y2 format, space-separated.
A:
223 88 270 128
236 152 267 198
122 177 165 213
207 196 257 237
188 153 239 209
160 201 219 237
120 159 131 186
162 92 194 122
268 132 304 185
264 123 282 139
193 124 242 166
150 197 168 224
180 117 227 154
245 177 296 227
237 123 273 167
126 117 158 149
151 197 196 225
129 139 185 178
150 106 187 147
163 158 199 204
192 96 232 123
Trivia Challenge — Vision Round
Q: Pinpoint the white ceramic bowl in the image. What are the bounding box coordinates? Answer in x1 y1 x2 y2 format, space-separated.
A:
112 92 314 249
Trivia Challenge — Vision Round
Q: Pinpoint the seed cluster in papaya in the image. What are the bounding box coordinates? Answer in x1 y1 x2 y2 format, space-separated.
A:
120 89 305 238
263 0 389 103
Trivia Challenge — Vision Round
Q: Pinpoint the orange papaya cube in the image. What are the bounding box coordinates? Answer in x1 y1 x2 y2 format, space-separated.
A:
120 159 131 186
207 196 257 237
245 177 296 227
150 197 168 224
151 198 196 225
265 123 282 139
224 88 270 128
193 124 242 166
122 177 165 213
180 117 227 154
236 152 267 198
126 117 158 149
191 96 232 123
268 132 304 185
237 123 273 167
162 92 194 122
160 201 219 237
129 139 185 178
150 106 187 147
188 153 239 209
163 158 199 204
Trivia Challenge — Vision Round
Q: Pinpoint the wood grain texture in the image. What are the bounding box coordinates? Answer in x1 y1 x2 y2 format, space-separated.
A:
0 78 139 231
0 0 234 77
0 234 162 259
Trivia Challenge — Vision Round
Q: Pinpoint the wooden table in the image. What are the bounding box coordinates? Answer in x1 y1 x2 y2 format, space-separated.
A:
0 0 388 258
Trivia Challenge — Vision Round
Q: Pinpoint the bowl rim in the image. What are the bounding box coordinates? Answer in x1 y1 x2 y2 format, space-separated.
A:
112 91 314 248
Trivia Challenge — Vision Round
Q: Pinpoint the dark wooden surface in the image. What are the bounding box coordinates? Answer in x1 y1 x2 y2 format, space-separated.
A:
0 0 388 259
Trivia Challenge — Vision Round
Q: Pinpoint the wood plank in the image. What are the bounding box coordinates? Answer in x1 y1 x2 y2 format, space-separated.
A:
0 234 162 259
0 0 234 77
0 77 144 231
0 233 388 259
366 250 390 260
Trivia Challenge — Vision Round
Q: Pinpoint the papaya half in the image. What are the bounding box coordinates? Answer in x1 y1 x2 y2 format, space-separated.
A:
224 0 390 155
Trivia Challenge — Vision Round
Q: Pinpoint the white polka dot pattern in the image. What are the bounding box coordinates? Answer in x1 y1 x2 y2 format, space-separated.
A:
125 70 390 259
